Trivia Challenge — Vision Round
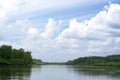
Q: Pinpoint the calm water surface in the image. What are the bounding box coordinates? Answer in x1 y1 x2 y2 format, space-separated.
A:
0 65 120 80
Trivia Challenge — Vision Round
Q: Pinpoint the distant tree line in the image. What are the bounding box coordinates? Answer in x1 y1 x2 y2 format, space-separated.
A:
66 54 120 67
32 59 43 65
0 45 33 66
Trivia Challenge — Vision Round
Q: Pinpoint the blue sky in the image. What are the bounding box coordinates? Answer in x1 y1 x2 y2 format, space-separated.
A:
0 0 120 62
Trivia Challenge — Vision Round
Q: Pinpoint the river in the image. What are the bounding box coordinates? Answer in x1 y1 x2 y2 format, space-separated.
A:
0 65 120 80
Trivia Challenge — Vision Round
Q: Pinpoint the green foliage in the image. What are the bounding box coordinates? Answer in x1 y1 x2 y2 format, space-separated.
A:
0 45 12 61
66 54 120 67
23 51 33 65
0 45 33 66
32 59 43 65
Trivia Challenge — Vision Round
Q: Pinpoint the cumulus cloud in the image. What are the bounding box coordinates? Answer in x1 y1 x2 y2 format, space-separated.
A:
0 0 22 18
0 19 33 41
0 3 120 61
41 18 58 39
87 4 120 54
57 3 120 55
27 27 39 36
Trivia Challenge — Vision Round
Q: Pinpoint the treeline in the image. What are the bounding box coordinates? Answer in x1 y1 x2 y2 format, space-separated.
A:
0 45 33 66
66 54 120 67
32 59 43 65
44 62 65 65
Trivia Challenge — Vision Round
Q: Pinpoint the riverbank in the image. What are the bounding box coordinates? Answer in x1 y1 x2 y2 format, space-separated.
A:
66 54 120 68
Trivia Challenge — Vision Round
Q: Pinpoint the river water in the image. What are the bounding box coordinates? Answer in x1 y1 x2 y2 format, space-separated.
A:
0 65 120 80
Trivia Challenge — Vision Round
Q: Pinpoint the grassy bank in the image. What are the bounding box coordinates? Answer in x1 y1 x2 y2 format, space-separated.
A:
66 54 120 68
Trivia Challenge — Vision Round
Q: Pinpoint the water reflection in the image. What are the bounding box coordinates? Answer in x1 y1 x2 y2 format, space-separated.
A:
69 66 120 75
67 66 120 80
0 65 120 80
30 65 120 80
0 66 31 80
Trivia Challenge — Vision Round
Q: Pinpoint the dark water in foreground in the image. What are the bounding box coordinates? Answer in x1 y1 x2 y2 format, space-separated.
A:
0 65 120 80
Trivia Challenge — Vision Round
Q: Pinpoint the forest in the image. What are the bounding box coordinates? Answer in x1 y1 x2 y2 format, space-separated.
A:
66 54 120 67
0 45 33 66
1 45 120 67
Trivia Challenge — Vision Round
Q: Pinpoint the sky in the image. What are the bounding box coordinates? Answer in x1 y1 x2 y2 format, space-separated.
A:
0 0 120 62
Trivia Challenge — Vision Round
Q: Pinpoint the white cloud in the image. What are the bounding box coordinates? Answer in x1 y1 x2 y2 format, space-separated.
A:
0 41 22 49
60 19 88 39
0 3 120 62
27 27 39 36
0 11 6 19
57 3 120 55
106 4 120 24
88 37 120 55
41 18 58 39
87 4 120 54
0 19 33 41
63 4 120 40
0 0 21 17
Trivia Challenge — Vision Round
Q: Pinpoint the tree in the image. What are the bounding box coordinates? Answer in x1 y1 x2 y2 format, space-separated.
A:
0 45 33 66
0 45 12 61
23 51 32 65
